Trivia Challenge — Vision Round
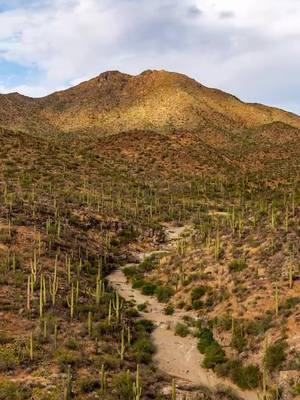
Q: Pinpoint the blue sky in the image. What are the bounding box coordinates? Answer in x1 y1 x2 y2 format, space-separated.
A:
0 0 300 114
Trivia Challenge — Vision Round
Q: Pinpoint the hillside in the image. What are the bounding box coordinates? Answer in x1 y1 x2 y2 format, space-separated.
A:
0 72 299 400
1 70 300 181
1 70 300 136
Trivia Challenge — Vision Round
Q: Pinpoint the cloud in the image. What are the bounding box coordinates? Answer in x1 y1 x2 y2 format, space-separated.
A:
219 11 235 19
0 0 299 113
187 5 203 18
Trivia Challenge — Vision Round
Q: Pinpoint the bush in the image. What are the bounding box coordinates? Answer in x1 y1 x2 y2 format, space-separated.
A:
197 328 214 353
156 285 174 303
141 283 157 296
229 259 247 273
137 303 148 312
123 266 138 279
112 371 133 400
0 348 19 371
65 337 80 350
202 342 226 369
215 360 260 389
78 377 99 393
294 383 300 395
175 323 189 337
132 279 145 289
192 300 204 310
135 319 155 334
133 337 155 363
164 304 174 315
231 363 260 389
0 381 29 400
264 341 286 371
139 256 157 273
191 286 206 301
285 297 300 309
55 348 81 370
246 315 272 336
0 333 11 345
125 308 140 318
231 327 247 353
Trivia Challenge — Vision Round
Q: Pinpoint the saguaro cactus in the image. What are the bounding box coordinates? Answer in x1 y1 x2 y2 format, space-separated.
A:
172 379 176 400
87 311 93 337
29 332 34 361
49 258 59 306
39 274 46 318
112 291 123 323
108 300 112 325
133 364 142 400
100 364 107 393
275 283 279 318
27 275 32 311
64 365 72 400
117 327 125 361
67 283 75 319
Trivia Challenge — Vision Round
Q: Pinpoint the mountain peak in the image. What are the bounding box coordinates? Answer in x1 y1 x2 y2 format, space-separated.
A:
0 69 300 137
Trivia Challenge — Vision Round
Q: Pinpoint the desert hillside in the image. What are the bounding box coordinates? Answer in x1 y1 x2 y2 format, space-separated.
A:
1 70 300 136
0 71 299 400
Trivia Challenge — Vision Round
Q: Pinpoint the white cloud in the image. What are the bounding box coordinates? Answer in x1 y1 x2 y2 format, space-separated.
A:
0 0 299 113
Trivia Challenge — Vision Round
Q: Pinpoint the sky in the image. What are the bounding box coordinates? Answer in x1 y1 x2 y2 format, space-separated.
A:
0 0 299 114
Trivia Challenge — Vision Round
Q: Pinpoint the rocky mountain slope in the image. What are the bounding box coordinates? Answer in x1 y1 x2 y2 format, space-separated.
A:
1 70 300 136
0 71 299 400
1 70 300 179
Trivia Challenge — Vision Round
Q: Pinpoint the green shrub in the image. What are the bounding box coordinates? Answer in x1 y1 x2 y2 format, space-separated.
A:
246 315 273 336
294 383 300 395
285 297 300 309
202 342 226 369
0 333 11 344
139 256 157 273
164 304 174 315
191 286 206 301
0 381 29 400
123 266 138 279
141 283 157 296
231 363 260 389
192 299 204 310
215 360 260 389
132 279 145 289
175 323 189 337
55 348 81 370
156 285 174 303
229 259 247 273
264 341 286 371
231 327 247 353
197 328 214 353
65 337 80 350
133 337 155 363
112 371 133 400
0 348 19 371
78 377 99 393
125 308 140 318
135 319 155 334
137 303 148 312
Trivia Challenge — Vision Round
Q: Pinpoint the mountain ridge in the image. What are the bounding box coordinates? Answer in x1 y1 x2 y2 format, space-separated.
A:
1 69 300 136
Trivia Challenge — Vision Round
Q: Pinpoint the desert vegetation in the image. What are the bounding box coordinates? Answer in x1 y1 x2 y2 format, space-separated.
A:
0 70 299 399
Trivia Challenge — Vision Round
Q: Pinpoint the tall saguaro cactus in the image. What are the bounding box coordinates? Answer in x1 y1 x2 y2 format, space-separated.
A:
133 364 142 400
112 291 123 323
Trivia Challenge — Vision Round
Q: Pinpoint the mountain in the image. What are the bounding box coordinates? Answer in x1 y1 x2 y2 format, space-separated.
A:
1 70 300 179
0 71 299 400
1 69 300 135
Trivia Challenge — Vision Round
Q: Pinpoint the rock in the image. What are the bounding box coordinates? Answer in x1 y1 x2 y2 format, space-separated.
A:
161 385 206 399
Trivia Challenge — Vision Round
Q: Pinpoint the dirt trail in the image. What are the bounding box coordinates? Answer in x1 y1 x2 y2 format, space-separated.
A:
107 225 260 400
